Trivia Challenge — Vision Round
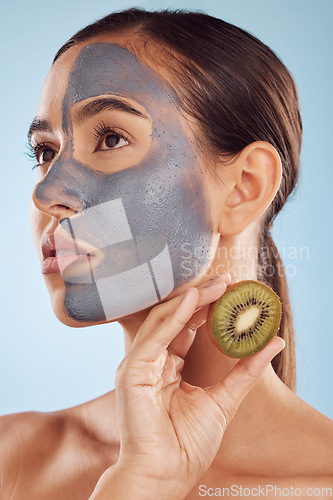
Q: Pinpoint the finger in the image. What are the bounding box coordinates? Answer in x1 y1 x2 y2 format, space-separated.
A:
160 352 185 389
197 271 233 291
205 336 285 427
168 304 210 359
229 275 239 285
139 272 231 331
131 287 201 362
167 273 238 359
134 273 230 347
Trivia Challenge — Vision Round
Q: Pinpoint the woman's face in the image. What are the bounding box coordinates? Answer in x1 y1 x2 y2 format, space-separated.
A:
30 35 220 326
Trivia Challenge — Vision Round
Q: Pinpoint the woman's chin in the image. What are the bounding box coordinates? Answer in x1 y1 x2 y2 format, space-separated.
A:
45 273 205 328
44 276 111 327
50 298 112 328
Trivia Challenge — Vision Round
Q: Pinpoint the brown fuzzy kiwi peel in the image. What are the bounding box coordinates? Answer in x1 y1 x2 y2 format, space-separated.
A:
206 280 282 358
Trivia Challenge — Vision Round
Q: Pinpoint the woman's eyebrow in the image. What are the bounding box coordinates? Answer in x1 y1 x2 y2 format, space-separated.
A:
72 97 149 123
27 118 52 144
27 98 149 143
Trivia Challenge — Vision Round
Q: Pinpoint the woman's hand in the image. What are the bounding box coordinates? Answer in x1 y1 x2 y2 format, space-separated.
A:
89 273 285 500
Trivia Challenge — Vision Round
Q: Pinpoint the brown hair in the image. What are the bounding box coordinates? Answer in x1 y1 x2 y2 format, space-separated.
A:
54 8 302 391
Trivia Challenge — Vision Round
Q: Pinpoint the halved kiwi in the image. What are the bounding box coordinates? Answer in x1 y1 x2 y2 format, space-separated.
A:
206 280 282 358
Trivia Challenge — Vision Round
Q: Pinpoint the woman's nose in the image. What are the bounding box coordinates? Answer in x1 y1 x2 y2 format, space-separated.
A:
32 152 85 219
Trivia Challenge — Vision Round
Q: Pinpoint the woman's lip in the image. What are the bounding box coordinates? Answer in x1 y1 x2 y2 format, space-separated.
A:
41 231 98 260
42 256 60 274
41 229 101 276
42 254 94 275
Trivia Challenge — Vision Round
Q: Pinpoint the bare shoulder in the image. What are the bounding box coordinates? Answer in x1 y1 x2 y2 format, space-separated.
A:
0 411 67 497
282 388 333 476
0 409 66 458
0 400 118 499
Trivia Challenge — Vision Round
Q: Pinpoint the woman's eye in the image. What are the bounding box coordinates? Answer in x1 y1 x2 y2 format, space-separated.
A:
37 148 56 165
100 133 129 150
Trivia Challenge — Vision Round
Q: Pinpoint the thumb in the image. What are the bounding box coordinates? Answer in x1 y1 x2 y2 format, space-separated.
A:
205 336 285 427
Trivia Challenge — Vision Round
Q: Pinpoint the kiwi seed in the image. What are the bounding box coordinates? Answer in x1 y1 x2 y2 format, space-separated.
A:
206 280 282 358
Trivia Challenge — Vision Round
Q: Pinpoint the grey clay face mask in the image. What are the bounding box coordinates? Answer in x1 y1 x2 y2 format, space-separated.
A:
35 43 214 322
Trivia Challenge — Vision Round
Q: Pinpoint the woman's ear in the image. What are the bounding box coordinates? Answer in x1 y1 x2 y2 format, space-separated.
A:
218 141 282 236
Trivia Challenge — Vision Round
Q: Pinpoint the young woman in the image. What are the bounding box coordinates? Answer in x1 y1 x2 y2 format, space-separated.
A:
1 8 332 500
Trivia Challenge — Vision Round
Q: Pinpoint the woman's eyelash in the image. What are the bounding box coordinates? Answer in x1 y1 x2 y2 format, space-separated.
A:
25 142 35 161
25 123 128 171
93 122 129 143
25 141 47 170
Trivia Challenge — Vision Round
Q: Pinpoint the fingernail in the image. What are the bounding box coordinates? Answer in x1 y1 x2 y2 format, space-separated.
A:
205 272 230 287
275 337 286 353
266 337 286 362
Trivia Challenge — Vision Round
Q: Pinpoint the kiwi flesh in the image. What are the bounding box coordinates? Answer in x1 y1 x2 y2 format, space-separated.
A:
207 280 282 358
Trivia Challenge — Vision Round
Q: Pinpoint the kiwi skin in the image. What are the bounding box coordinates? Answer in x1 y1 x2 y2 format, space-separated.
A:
206 280 282 358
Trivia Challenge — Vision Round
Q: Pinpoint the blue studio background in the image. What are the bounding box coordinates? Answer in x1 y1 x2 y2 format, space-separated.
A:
0 0 332 419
